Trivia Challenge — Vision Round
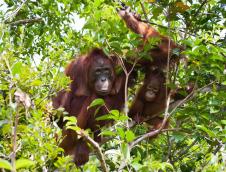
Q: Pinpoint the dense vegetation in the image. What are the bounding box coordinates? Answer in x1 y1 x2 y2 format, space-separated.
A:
0 0 225 171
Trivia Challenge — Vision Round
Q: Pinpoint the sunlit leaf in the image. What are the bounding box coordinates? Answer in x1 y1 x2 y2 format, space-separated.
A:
0 159 12 170
109 110 119 117
147 0 155 3
30 80 42 86
88 98 104 109
15 159 35 169
12 62 23 75
175 2 190 12
121 143 130 160
196 125 216 137
221 120 226 125
125 130 135 142
116 127 125 139
100 130 116 137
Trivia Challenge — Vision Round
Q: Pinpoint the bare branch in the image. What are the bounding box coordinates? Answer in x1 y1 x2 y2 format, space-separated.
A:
193 0 208 18
173 137 199 162
5 18 43 25
11 109 19 172
78 130 108 172
169 81 215 115
4 58 18 172
140 1 149 22
166 131 173 163
105 40 137 128
4 0 27 22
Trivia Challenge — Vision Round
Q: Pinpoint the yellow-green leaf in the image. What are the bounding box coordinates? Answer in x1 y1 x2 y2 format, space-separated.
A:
16 159 35 169
0 159 12 170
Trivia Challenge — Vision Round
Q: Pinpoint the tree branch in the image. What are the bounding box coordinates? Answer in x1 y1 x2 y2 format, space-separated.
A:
78 130 108 172
193 0 208 18
4 0 27 22
5 18 43 25
140 1 149 22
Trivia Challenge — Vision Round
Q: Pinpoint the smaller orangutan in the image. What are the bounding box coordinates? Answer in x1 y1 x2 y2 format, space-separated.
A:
129 69 168 129
129 69 193 131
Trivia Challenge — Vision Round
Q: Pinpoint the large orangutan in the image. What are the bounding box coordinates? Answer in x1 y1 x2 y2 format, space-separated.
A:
53 48 129 166
118 7 184 69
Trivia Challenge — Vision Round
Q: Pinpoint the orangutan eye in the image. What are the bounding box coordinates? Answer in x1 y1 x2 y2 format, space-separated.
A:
104 69 110 74
152 88 158 92
95 70 101 75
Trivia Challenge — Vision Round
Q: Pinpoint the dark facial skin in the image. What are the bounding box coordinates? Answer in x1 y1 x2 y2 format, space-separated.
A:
144 77 160 102
89 58 114 96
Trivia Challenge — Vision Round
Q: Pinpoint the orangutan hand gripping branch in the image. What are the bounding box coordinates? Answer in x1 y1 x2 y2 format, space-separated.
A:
118 7 184 70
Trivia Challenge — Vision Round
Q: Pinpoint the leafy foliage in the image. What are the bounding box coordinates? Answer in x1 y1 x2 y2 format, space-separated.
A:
0 0 225 171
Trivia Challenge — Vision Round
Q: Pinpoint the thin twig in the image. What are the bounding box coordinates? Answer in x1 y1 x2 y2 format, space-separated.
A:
140 1 148 22
166 131 173 163
4 58 18 172
105 40 137 128
193 0 208 18
78 130 108 172
173 137 199 163
129 95 172 150
11 108 19 172
169 81 215 115
165 5 171 98
5 18 43 25
186 0 208 34
4 0 27 23
123 60 138 127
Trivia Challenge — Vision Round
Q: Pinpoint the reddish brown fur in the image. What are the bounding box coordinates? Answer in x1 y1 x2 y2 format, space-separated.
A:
129 69 168 128
119 8 187 133
129 69 193 132
118 8 184 69
53 48 128 166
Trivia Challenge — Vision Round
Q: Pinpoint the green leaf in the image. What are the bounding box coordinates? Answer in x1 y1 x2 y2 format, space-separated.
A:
118 115 129 121
66 126 81 132
64 116 77 123
125 130 135 142
12 62 23 75
163 162 174 170
222 81 226 85
93 0 103 8
0 159 12 170
100 130 116 137
196 125 216 137
109 110 119 117
172 132 185 142
221 120 226 125
121 143 130 160
30 80 42 86
116 127 125 139
96 114 116 121
88 98 104 109
15 159 35 169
